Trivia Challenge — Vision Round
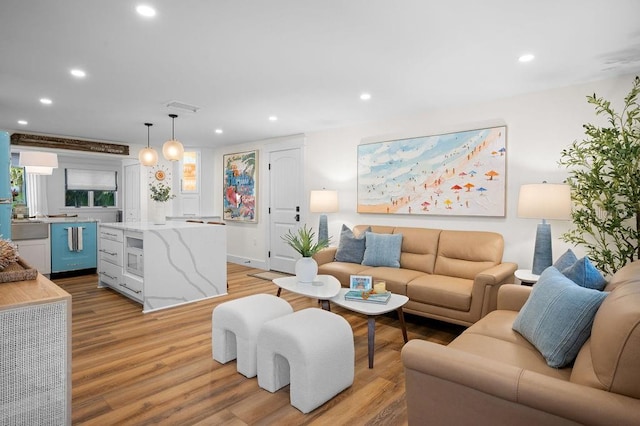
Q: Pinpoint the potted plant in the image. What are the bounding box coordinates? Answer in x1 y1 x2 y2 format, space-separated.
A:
559 76 640 274
148 182 175 224
282 224 330 283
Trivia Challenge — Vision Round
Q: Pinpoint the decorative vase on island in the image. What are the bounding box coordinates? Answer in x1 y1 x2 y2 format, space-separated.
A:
295 257 318 283
152 201 166 225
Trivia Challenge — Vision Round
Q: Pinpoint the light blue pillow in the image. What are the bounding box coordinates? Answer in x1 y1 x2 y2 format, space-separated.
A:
553 249 578 271
562 256 607 291
361 232 403 268
512 267 608 368
334 225 371 264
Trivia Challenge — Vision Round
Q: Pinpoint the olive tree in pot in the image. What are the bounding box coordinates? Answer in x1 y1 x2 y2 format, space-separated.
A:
282 224 330 283
559 76 640 275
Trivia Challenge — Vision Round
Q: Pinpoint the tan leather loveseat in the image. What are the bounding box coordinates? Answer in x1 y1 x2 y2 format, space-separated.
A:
314 225 517 326
402 260 640 425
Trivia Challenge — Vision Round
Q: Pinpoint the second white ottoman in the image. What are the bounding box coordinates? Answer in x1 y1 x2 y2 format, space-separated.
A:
212 294 293 378
257 308 355 413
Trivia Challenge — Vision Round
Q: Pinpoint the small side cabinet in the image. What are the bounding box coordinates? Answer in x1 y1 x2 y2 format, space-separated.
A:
50 222 97 273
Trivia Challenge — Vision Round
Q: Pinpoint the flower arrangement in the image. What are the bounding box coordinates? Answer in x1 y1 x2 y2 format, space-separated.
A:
149 182 175 202
281 224 330 257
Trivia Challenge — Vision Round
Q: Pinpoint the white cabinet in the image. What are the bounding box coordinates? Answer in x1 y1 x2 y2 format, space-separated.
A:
124 163 141 222
98 227 144 302
15 238 51 275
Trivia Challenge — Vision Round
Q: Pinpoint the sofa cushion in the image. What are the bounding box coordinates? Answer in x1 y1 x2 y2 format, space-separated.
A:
393 227 440 274
362 232 402 268
561 256 606 291
512 267 608 368
334 225 370 264
434 230 503 279
553 248 578 271
406 274 473 311
358 266 425 296
317 261 370 288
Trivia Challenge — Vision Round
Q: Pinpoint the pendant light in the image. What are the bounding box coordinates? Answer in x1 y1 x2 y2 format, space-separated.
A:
138 122 159 167
162 113 184 161
19 151 59 175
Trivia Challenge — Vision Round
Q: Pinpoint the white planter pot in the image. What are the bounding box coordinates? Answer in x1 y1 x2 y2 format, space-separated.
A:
295 257 318 283
151 201 166 225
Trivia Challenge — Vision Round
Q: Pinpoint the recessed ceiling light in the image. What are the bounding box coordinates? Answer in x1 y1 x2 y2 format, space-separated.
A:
518 53 535 63
17 120 28 125
215 129 223 134
269 116 278 122
70 69 86 78
40 98 52 105
360 93 372 101
136 5 156 17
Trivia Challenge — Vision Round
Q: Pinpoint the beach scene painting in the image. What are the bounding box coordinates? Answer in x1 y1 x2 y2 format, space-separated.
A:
357 126 507 217
223 150 258 222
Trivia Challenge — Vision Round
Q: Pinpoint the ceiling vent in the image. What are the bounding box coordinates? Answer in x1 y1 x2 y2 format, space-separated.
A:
166 100 201 113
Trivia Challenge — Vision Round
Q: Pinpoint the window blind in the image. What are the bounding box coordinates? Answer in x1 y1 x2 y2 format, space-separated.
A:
66 169 117 191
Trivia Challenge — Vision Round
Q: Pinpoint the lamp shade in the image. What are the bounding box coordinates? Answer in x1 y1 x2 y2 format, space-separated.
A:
310 190 339 213
19 151 58 175
517 183 571 220
162 139 184 161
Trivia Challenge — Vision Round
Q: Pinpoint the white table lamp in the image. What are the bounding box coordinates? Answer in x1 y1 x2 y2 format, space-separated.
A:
310 190 338 243
518 183 572 274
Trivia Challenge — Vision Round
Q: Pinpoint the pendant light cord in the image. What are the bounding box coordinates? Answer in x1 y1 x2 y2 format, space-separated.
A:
169 114 178 140
144 122 153 148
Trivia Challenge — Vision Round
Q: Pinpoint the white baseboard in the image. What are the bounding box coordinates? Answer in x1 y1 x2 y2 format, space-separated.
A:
227 254 267 270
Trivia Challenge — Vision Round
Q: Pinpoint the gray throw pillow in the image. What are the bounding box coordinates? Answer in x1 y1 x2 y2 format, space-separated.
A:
334 225 370 263
553 249 578 271
361 232 403 268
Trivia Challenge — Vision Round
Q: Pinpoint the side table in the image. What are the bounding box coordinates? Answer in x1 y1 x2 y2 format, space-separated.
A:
515 269 540 286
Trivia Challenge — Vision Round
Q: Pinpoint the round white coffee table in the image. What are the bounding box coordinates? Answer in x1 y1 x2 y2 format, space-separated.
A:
272 274 341 310
330 288 409 368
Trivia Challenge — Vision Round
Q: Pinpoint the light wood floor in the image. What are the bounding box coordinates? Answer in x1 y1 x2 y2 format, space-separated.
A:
52 264 464 425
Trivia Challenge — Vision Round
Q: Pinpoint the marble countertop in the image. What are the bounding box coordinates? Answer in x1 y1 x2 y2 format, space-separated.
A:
100 221 221 232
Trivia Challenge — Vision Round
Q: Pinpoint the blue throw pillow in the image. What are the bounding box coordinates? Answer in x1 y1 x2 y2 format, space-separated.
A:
361 232 403 268
553 249 578 271
334 225 370 264
512 267 608 368
562 256 607 291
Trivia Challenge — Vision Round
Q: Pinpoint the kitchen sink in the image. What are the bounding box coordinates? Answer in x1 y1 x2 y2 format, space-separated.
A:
11 222 49 240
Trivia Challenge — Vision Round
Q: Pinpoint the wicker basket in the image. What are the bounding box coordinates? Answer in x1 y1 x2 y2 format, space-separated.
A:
0 257 38 283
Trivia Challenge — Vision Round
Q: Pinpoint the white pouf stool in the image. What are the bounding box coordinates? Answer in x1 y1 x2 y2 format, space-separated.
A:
212 294 293 378
257 308 355 413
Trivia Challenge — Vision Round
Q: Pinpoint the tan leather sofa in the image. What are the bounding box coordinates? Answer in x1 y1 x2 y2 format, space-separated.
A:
402 260 640 425
314 225 517 326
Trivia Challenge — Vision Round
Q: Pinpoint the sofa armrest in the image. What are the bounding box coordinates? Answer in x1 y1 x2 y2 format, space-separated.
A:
402 340 640 425
497 284 532 311
474 261 517 287
313 247 337 266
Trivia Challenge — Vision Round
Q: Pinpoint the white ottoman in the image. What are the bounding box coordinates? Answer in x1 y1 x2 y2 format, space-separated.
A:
212 294 293 378
257 308 355 413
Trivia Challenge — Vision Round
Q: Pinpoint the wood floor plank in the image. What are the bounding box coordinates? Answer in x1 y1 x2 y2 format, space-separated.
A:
53 264 464 425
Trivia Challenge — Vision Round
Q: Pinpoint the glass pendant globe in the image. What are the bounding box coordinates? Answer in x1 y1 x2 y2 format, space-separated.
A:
138 147 158 166
162 139 184 161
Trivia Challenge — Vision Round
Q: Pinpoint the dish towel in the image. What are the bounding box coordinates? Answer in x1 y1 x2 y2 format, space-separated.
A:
67 227 84 252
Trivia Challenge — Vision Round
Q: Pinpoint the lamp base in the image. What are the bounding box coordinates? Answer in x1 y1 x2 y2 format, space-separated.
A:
532 222 552 275
318 214 328 243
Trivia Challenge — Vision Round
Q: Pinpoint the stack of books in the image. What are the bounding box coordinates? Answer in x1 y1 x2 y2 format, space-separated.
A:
344 289 391 304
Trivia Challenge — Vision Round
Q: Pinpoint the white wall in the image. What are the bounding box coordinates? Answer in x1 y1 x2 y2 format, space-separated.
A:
219 73 637 271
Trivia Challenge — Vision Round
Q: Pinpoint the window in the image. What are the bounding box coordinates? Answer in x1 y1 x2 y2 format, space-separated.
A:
65 169 117 207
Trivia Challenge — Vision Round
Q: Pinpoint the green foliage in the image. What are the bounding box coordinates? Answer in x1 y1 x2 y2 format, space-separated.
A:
149 182 175 202
281 224 330 257
559 76 640 274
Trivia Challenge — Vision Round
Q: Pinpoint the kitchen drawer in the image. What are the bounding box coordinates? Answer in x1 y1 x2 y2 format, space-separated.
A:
99 227 123 242
99 238 123 266
98 260 122 287
119 274 143 301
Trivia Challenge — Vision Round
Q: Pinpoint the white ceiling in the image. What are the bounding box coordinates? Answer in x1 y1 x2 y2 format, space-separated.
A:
1 0 639 149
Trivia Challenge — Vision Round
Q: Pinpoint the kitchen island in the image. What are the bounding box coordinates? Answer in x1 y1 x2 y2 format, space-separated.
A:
98 221 227 313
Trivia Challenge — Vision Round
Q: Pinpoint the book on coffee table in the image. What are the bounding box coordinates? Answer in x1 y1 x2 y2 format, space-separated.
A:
344 290 391 305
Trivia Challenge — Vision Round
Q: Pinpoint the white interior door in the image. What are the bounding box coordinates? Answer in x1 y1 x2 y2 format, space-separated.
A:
124 163 140 222
269 147 303 273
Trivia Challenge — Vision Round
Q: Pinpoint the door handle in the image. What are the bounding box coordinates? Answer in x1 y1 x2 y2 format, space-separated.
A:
294 214 300 222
